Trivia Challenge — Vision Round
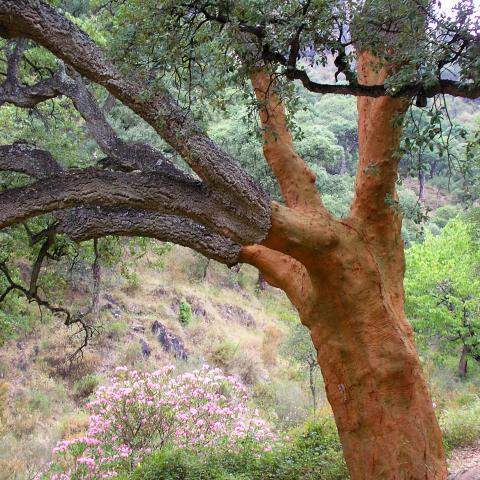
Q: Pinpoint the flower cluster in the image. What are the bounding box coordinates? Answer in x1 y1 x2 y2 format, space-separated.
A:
41 365 274 479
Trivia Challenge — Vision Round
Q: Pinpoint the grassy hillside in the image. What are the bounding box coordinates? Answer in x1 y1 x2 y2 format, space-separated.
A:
0 245 321 478
1 233 480 478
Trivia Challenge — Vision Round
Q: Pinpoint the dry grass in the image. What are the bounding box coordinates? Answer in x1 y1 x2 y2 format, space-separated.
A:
0 245 318 477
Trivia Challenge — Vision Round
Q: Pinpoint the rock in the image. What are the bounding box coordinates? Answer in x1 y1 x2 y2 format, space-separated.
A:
140 339 151 358
449 466 480 480
151 321 188 360
215 303 256 328
132 324 145 333
186 295 207 319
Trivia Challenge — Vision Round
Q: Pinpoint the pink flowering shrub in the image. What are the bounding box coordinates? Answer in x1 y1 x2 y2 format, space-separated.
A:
41 365 274 479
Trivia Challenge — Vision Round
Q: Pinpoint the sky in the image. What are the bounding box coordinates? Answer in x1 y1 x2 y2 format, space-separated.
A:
439 0 480 14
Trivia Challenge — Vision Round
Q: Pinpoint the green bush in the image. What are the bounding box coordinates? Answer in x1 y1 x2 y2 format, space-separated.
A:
439 400 480 453
179 298 192 326
125 419 348 480
27 390 51 414
105 320 129 341
73 374 100 400
209 339 238 368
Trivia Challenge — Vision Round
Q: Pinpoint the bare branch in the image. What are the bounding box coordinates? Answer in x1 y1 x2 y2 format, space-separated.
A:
0 140 63 177
0 142 242 264
0 166 264 244
57 207 241 265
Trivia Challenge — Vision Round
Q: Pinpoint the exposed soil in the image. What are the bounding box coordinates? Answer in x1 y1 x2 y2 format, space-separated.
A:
449 440 480 479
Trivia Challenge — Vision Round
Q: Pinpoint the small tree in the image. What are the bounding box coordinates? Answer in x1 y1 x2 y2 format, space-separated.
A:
405 219 480 378
282 324 320 415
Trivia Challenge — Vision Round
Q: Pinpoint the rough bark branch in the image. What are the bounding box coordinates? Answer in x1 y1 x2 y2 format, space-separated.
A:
0 166 263 244
0 140 63 177
0 42 184 177
52 67 185 176
0 142 242 264
0 0 271 240
57 207 241 265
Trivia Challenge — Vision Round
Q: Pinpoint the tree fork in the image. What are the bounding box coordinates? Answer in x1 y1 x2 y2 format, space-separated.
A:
243 59 448 479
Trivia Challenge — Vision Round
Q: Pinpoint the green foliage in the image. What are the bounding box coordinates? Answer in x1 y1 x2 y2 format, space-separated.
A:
431 205 462 230
440 399 480 453
105 320 129 341
281 324 317 368
210 339 239 368
150 242 173 270
73 374 100 400
179 298 193 325
125 418 347 480
405 218 480 371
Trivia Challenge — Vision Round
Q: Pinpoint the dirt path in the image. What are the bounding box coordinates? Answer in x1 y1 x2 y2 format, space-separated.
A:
448 440 480 479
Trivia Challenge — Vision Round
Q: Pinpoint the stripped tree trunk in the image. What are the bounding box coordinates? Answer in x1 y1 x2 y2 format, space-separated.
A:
243 56 448 479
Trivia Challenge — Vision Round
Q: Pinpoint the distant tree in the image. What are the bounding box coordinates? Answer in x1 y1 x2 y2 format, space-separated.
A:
405 218 480 378
281 323 320 415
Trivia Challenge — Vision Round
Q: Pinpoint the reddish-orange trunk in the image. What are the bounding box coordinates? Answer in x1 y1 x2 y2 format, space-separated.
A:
243 215 447 479
246 59 448 479
302 230 447 479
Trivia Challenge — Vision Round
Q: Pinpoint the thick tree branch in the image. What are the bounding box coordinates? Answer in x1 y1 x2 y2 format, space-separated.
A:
250 69 326 214
239 243 313 314
0 167 263 244
0 143 242 264
350 52 409 230
53 68 184 176
0 0 271 240
0 141 63 177
56 207 241 265
0 42 184 177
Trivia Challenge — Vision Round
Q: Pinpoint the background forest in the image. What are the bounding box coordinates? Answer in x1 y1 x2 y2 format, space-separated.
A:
0 0 479 479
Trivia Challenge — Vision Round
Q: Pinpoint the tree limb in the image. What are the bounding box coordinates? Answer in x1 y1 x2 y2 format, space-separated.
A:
56 207 242 265
0 166 264 244
0 142 242 264
0 0 271 237
250 69 326 214
349 52 409 231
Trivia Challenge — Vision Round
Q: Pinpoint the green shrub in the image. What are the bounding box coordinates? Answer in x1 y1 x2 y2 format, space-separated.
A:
105 320 129 340
209 339 238 368
439 400 480 453
73 374 100 400
179 298 192 326
126 418 348 480
27 390 51 414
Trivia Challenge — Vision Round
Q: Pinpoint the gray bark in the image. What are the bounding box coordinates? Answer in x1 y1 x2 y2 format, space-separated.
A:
0 0 271 243
0 142 241 264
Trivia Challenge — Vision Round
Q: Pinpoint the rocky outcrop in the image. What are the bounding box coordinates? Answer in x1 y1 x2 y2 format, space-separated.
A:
214 303 256 328
151 321 187 360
